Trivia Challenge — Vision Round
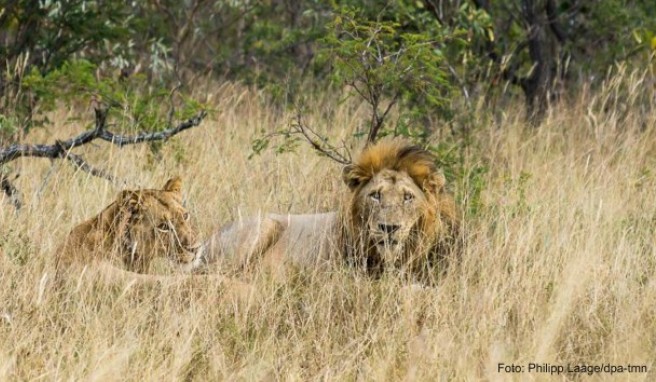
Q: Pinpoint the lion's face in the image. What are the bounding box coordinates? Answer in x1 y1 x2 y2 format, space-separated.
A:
117 178 202 272
342 140 456 272
355 168 427 259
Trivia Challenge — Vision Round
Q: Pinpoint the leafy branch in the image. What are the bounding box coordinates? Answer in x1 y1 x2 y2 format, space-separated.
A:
323 8 454 144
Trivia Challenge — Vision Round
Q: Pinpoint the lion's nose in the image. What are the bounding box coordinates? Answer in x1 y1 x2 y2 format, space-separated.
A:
378 223 400 234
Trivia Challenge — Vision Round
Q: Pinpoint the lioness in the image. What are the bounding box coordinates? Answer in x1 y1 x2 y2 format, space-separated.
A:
203 140 460 280
56 177 204 282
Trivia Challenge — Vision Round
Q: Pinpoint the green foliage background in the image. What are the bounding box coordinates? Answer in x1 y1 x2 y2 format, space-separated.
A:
1 0 655 200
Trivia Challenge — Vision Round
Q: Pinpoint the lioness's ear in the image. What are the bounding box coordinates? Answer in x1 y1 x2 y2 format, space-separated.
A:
118 190 141 212
163 177 183 193
342 164 370 191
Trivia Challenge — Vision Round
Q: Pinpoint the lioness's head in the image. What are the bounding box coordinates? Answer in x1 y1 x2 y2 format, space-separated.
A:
342 140 457 271
111 177 202 272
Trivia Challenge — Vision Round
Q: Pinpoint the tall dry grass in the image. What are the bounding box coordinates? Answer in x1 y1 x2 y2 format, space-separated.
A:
2 70 656 381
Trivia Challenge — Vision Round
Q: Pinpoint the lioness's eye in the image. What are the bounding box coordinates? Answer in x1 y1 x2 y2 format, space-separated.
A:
404 192 414 202
182 212 190 221
370 191 381 202
157 222 170 232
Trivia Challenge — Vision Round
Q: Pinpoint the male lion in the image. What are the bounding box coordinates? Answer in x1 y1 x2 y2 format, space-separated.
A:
56 177 204 282
203 140 460 281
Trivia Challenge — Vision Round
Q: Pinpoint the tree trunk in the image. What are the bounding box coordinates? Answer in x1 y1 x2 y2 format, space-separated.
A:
520 0 560 125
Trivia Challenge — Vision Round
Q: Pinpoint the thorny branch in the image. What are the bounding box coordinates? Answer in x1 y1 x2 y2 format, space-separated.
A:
0 107 208 210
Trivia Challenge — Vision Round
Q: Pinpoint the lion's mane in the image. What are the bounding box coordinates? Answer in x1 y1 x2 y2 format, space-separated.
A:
339 140 460 277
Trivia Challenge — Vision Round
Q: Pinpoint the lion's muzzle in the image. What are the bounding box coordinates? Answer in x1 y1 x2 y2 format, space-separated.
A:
174 244 204 272
371 221 406 255
378 223 400 234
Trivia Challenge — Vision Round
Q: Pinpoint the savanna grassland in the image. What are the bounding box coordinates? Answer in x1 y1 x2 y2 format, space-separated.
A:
2 72 656 381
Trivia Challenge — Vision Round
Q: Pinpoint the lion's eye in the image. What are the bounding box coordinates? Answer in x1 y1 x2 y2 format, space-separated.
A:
157 222 170 232
404 192 414 202
369 191 381 202
182 212 190 221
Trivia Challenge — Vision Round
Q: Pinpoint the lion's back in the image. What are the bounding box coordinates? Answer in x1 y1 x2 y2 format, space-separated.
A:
266 212 338 265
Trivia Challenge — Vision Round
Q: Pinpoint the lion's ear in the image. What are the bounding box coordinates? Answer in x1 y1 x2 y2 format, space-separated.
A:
342 164 369 191
424 171 446 195
163 177 183 193
118 190 142 212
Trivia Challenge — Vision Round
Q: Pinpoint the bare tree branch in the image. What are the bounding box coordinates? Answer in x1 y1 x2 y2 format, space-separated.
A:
98 110 207 147
545 0 567 43
1 174 22 210
366 93 398 145
0 107 109 164
0 108 207 165
62 152 116 183
290 113 351 165
0 107 208 210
